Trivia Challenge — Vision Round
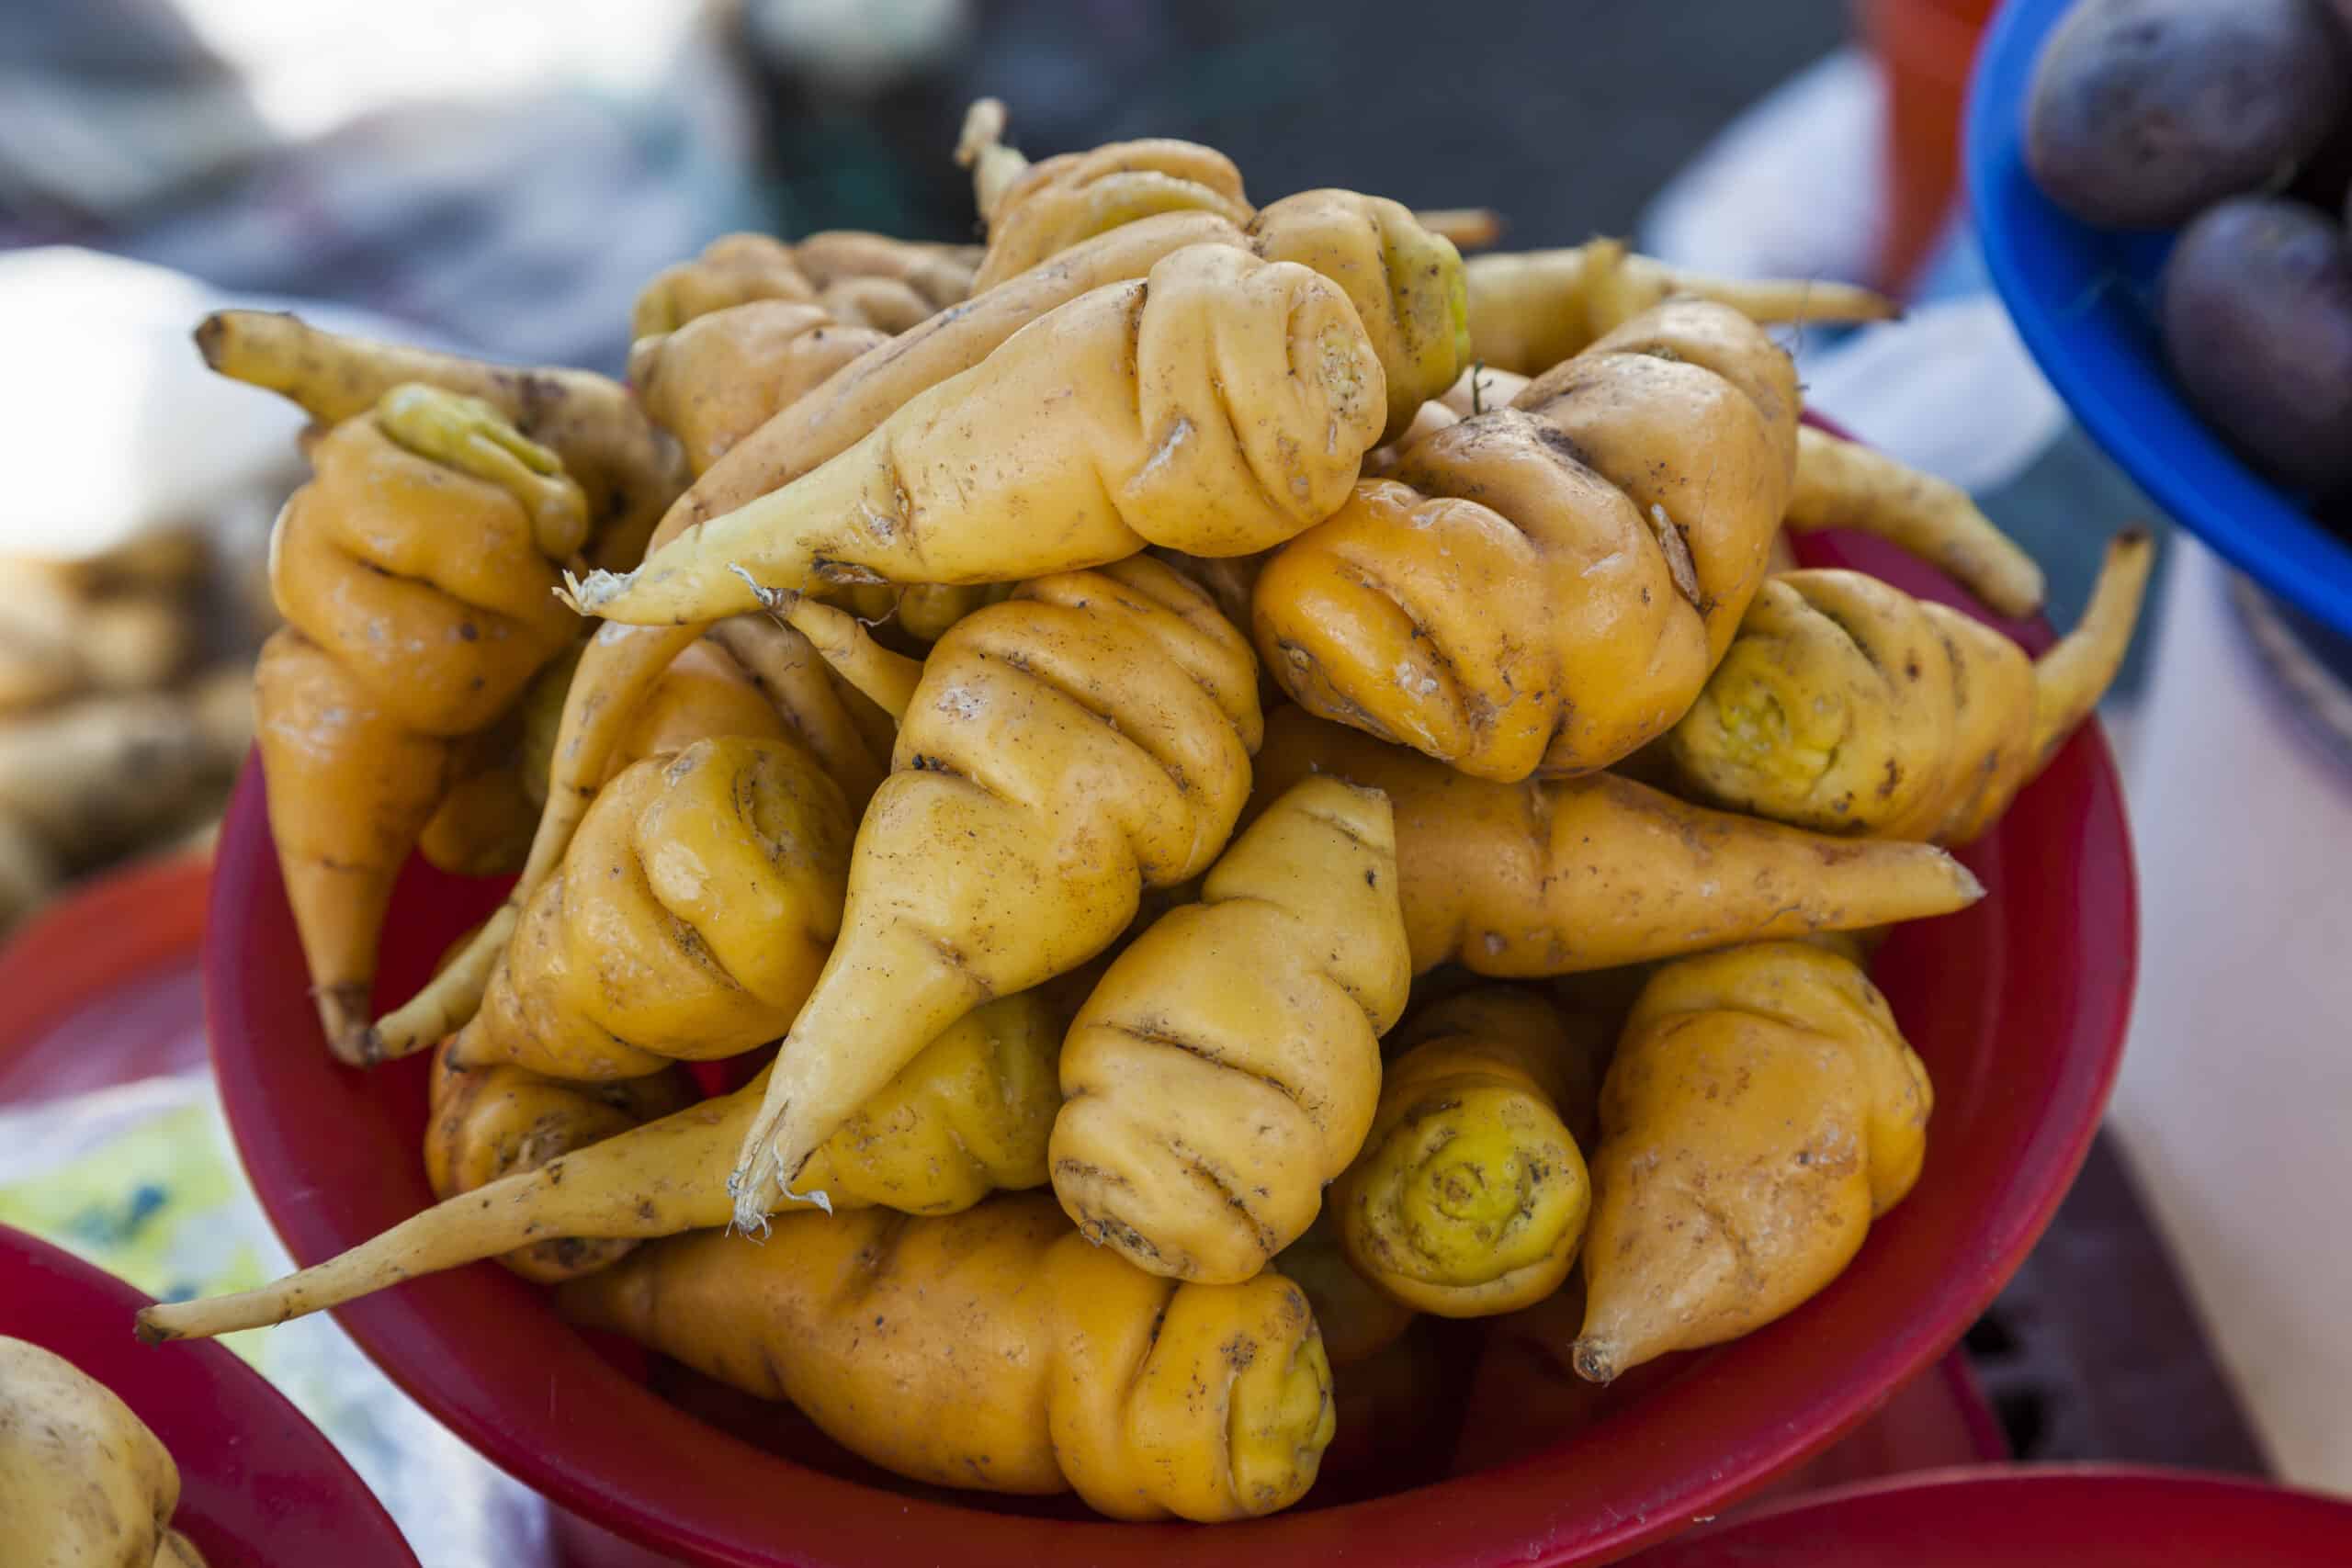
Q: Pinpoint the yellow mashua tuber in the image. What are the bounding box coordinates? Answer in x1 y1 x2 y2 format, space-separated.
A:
1331 987 1599 1317
557 1194 1334 1522
958 99 1463 444
1254 299 1798 781
424 1045 695 1282
700 615 899 813
1254 708 1984 977
365 209 1257 1063
1573 941 1932 1383
631 232 819 336
254 631 458 1059
369 623 894 1064
254 387 588 1061
1 1336 207 1567
630 230 979 342
790 230 983 332
628 300 887 477
387 186 1466 1059
1401 369 2045 617
197 309 683 572
728 556 1264 1225
449 735 852 1080
134 993 1065 1342
1785 426 2048 617
1051 776 1410 1283
1464 237 1897 377
416 725 540 880
1664 528 2154 844
275 388 583 733
517 628 885 816
563 243 1390 624
956 97 1253 293
1275 1212 1417 1367
1247 189 1470 444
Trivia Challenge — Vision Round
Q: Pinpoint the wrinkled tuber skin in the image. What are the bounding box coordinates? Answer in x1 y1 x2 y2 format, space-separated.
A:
1245 189 1470 443
367 209 1254 1064
1574 941 1931 1383
1665 530 2153 845
633 229 979 343
365 634 827 1065
795 231 981 333
558 1194 1336 1522
962 100 1254 294
631 232 817 338
1254 299 1799 782
1052 777 1410 1283
566 243 1388 624
198 310 684 573
451 735 853 1080
0 1336 192 1567
275 391 582 738
729 556 1264 1224
255 388 591 1061
1333 987 1595 1317
958 96 1464 446
424 1045 696 1282
1396 383 2047 620
630 301 887 477
1250 707 1984 978
389 186 1464 1059
1463 237 1895 377
134 993 1068 1346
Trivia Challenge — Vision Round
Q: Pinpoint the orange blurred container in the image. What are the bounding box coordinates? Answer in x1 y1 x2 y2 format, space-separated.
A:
1857 0 2003 293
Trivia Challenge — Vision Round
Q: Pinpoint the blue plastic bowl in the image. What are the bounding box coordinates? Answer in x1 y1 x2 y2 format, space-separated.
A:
1968 0 2352 638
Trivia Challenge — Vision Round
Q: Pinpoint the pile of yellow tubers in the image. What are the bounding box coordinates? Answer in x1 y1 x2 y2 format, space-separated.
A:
136 101 2152 1524
0 526 258 933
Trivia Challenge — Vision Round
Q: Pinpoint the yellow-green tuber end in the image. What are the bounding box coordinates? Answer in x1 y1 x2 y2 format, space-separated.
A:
1227 1310 1336 1513
1254 191 1468 442
1380 217 1472 417
377 382 589 560
1363 1083 1585 1292
1674 635 1849 807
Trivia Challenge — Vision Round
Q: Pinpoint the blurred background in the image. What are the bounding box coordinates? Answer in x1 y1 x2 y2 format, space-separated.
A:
2 1 2321 1557
7 0 1875 367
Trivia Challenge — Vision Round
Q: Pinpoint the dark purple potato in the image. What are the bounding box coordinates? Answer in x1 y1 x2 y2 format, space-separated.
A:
2289 99 2352 214
2027 0 2348 229
2162 197 2352 496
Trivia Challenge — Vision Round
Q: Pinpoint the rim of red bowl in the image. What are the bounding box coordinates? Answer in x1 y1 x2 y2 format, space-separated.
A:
1624 1464 2352 1566
206 533 2138 1568
0 1224 420 1568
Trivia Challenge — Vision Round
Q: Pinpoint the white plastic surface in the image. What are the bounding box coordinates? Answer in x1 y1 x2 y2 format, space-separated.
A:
2105 536 2352 1488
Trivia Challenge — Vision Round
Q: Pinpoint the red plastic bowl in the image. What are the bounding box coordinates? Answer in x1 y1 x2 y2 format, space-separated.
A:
205 530 2137 1567
0 1225 418 1568
0 853 209 1103
1623 1466 2352 1565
